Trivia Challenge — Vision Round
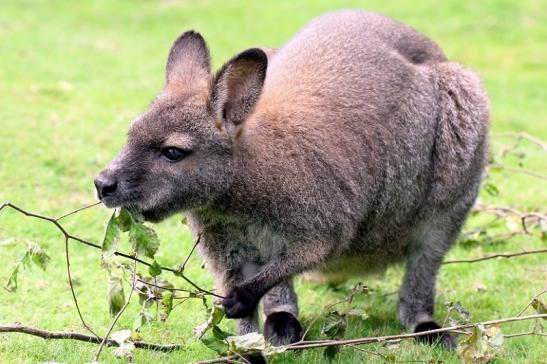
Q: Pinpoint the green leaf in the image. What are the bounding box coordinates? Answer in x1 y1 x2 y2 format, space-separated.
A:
321 311 347 339
212 325 232 341
193 304 226 339
160 291 173 321
129 223 159 259
117 208 133 232
4 241 50 292
108 275 125 317
483 183 499 197
148 260 162 277
201 336 229 355
102 212 121 255
4 265 19 292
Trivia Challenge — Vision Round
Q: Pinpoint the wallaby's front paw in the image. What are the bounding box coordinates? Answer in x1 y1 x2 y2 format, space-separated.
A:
414 321 456 349
223 286 259 318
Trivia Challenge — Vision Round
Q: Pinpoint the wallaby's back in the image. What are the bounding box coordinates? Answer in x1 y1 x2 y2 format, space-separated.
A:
236 10 488 246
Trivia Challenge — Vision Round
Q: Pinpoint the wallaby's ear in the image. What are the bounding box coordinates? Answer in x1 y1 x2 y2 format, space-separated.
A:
165 31 211 88
209 48 268 133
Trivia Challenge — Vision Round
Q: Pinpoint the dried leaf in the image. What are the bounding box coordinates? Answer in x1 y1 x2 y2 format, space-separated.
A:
0 237 16 247
457 324 503 363
505 216 521 232
226 332 267 353
111 329 132 345
112 342 135 359
531 299 547 319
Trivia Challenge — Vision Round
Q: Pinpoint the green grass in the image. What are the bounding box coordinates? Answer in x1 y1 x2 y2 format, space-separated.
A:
0 0 545 363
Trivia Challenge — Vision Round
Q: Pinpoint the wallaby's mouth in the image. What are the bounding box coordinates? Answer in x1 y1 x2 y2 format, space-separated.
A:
141 208 161 223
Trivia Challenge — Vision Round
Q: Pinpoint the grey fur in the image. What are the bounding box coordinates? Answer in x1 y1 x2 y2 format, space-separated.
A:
95 10 489 345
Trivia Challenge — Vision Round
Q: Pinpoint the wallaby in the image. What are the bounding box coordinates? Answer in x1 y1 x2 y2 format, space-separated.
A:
95 9 489 354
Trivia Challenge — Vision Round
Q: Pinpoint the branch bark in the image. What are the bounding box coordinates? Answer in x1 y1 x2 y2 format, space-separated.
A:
0 323 183 352
443 248 547 264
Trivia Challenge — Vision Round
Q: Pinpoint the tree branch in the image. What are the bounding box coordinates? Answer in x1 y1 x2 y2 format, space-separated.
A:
285 313 547 350
492 131 547 152
443 248 547 264
0 202 222 298
0 323 183 352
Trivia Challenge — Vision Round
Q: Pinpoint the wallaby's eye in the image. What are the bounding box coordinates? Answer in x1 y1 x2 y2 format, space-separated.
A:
160 147 187 162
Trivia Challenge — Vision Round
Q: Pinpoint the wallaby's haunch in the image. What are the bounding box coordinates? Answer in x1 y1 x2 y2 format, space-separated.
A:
96 10 489 350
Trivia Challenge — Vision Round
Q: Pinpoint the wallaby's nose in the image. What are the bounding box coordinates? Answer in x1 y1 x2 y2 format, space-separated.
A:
94 175 118 200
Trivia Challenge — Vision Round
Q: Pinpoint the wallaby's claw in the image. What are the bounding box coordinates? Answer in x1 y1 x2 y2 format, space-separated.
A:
223 286 259 318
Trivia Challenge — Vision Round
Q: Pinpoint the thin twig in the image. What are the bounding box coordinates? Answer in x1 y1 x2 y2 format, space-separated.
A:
179 232 202 273
0 324 183 351
192 356 240 364
64 235 100 338
504 331 547 338
443 248 547 264
517 287 546 317
489 164 547 181
56 202 101 221
94 257 138 360
136 278 206 295
493 132 547 152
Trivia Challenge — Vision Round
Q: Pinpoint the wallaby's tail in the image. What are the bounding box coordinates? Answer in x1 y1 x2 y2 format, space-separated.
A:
428 62 490 209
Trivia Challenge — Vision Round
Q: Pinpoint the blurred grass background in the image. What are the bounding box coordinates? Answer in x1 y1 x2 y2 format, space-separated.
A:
0 0 545 363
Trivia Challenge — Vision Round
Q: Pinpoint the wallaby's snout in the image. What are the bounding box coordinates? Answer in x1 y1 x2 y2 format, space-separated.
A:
94 171 118 201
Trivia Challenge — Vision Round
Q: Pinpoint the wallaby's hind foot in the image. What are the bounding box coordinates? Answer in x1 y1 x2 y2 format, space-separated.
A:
414 321 456 349
264 312 303 346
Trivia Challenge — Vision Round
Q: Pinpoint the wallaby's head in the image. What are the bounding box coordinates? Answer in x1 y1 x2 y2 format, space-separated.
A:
95 31 267 222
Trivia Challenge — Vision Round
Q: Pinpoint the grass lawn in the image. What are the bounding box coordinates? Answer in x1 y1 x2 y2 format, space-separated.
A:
0 0 545 363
